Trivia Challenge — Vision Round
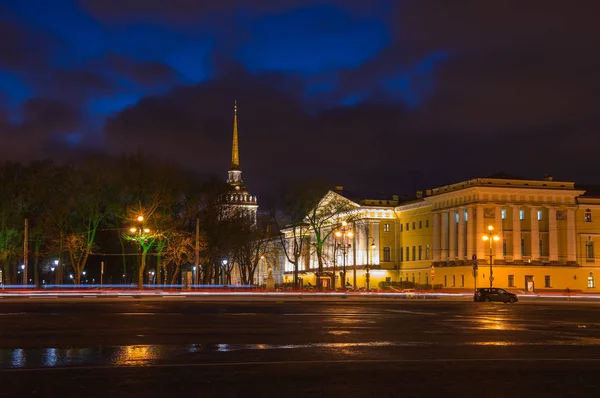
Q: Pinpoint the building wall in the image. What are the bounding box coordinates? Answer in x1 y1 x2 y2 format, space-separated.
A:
278 180 600 292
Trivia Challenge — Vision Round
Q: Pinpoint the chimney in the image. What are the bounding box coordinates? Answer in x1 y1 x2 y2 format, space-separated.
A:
335 185 343 193
416 190 423 199
543 175 553 181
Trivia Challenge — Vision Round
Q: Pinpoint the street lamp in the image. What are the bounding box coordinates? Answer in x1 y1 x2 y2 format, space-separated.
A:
365 237 376 291
482 225 500 288
222 259 228 285
334 221 353 291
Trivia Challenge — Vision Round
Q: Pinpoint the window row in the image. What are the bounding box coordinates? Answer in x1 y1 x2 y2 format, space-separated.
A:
399 245 430 262
399 219 429 232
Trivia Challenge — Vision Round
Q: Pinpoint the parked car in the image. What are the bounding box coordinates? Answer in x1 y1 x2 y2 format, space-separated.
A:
474 288 518 303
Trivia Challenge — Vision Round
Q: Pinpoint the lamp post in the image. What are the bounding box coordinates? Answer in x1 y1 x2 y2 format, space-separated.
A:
129 215 152 285
334 221 353 291
365 237 376 291
482 225 500 288
221 259 228 285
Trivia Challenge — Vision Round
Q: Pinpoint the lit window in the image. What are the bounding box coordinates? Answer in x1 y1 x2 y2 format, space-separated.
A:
455 212 459 223
545 275 551 288
464 211 468 222
584 209 592 223
537 210 543 220
383 247 391 262
501 209 506 220
383 223 390 232
588 274 595 288
519 209 525 220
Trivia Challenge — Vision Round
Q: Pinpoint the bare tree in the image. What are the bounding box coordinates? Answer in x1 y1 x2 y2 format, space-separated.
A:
305 191 359 290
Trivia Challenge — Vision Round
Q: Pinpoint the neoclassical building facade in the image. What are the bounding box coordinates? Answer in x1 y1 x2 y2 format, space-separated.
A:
280 176 599 292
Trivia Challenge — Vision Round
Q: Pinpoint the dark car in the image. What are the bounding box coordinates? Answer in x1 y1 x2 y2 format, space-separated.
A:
474 288 518 303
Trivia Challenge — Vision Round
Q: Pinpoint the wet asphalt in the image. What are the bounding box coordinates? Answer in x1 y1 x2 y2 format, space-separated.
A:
1 298 600 397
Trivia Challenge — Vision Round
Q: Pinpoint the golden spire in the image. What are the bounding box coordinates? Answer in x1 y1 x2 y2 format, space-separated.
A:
231 100 240 170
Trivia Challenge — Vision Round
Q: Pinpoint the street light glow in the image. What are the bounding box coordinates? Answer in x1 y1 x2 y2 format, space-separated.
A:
143 228 150 233
137 215 144 222
130 227 137 233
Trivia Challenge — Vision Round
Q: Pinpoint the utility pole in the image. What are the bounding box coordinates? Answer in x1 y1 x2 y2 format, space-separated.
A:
100 261 104 289
23 218 28 285
195 217 200 285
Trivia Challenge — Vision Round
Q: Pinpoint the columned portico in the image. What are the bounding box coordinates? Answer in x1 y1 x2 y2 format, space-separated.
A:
548 207 558 262
530 207 540 260
512 205 522 261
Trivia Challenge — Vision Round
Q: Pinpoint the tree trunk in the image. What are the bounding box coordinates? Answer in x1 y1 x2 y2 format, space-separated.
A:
171 263 181 285
138 246 150 288
34 240 40 288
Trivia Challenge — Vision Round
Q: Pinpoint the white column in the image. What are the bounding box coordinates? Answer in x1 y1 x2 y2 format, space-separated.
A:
432 212 441 261
441 211 448 260
512 205 522 261
457 208 465 260
476 205 485 261
494 205 504 260
548 207 558 262
449 209 457 260
466 206 474 259
567 208 576 263
530 207 540 260
372 221 380 265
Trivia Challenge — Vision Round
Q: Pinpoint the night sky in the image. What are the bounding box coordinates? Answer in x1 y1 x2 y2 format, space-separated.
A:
1 0 598 200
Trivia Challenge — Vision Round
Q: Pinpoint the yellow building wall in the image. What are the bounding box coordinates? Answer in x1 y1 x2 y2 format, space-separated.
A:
396 204 434 283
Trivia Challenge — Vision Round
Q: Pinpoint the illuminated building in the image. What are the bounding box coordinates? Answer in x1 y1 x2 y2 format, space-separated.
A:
279 175 599 292
223 101 258 221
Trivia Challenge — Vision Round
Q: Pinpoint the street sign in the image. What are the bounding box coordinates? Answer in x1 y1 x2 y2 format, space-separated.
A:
473 260 478 270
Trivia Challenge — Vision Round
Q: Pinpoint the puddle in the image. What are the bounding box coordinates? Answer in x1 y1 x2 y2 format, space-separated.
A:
0 341 428 370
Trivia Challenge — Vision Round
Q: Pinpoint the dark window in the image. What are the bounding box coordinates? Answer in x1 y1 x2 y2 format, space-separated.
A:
425 219 429 228
412 222 416 230
521 238 525 257
383 247 391 262
412 246 416 262
545 275 551 288
508 275 515 287
586 239 594 263
400 247 404 262
406 246 410 261
419 220 423 229
418 245 422 260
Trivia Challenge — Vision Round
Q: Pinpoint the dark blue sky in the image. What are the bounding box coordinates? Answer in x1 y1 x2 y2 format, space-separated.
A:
1 0 599 199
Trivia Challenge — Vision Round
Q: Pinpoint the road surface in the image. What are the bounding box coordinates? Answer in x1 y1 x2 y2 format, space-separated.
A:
1 298 600 397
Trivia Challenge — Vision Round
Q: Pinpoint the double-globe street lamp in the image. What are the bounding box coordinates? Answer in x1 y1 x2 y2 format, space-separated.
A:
334 221 353 291
482 225 500 288
129 215 153 284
